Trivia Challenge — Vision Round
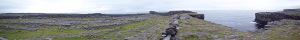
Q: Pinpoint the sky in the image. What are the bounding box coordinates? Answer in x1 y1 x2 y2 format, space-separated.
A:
0 0 300 13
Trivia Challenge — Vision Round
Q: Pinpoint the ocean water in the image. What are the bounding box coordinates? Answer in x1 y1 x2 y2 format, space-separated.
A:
193 10 279 31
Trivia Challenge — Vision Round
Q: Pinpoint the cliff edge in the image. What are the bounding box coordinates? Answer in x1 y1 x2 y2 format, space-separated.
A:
150 10 204 19
254 9 300 25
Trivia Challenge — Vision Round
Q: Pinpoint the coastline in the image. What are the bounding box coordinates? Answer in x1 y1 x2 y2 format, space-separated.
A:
0 10 299 40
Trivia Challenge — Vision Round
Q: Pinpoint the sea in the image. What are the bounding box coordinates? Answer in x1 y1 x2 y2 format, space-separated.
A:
193 10 279 31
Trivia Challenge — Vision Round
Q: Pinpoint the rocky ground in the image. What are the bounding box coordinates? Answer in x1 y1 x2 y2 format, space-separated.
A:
177 14 300 40
260 19 300 40
0 14 169 40
0 12 299 40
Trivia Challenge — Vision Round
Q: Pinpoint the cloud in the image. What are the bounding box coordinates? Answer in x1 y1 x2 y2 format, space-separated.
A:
0 0 300 13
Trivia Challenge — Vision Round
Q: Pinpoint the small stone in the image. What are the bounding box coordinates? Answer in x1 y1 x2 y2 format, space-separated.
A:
246 36 251 37
103 37 109 39
44 38 52 40
225 35 239 39
210 35 219 39
198 38 206 40
243 38 250 40
124 38 129 40
184 22 191 25
15 31 21 32
124 37 147 40
0 37 7 40
133 35 138 37
259 38 268 40
75 27 81 29
70 26 75 28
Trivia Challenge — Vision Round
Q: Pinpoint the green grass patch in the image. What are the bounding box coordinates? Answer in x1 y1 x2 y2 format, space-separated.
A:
56 18 166 40
0 26 86 40
183 34 199 39
99 18 166 39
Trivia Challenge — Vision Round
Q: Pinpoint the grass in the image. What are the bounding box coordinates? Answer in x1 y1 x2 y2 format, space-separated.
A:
183 34 199 39
0 26 86 40
179 14 300 40
0 17 152 40
97 18 166 40
54 18 166 40
178 14 251 40
2 13 299 40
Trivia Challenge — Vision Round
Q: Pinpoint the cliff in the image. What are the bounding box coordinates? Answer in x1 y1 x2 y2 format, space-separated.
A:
149 10 196 16
254 9 300 40
189 14 204 19
254 9 300 25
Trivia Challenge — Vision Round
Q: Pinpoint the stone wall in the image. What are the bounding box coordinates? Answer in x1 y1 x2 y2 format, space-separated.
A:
254 9 300 25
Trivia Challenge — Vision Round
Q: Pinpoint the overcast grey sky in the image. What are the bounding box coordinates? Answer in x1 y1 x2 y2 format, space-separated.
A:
0 0 300 13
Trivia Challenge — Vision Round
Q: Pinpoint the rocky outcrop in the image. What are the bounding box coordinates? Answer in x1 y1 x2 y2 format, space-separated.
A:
266 19 300 28
168 10 196 14
0 37 7 40
254 9 300 25
189 14 204 19
283 9 300 12
150 10 204 19
254 12 289 25
258 19 300 40
150 10 196 16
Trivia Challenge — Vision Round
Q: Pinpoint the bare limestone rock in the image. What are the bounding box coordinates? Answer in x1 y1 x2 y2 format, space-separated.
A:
0 37 7 40
44 38 52 40
254 9 300 25
124 37 147 40
224 35 239 39
189 14 204 19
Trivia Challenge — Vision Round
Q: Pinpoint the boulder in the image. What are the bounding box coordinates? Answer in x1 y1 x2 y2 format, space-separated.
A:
44 38 52 40
189 14 204 19
0 37 7 40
